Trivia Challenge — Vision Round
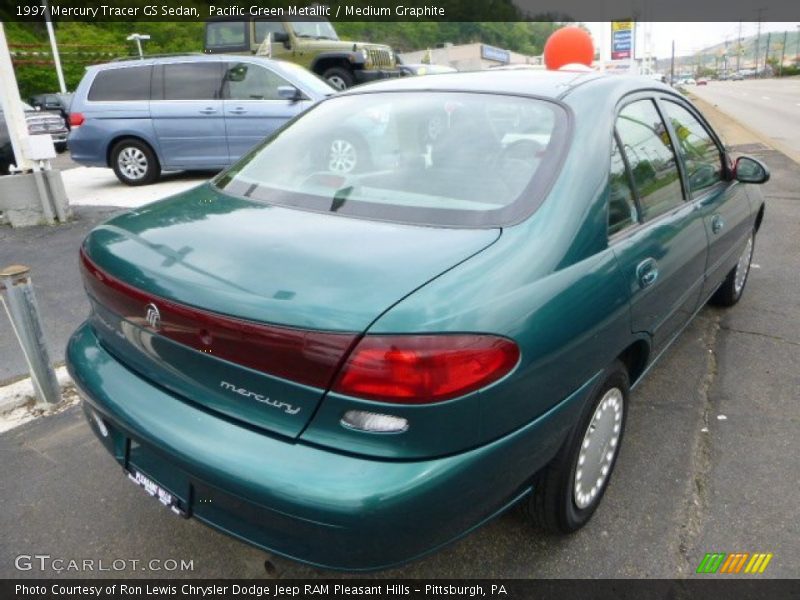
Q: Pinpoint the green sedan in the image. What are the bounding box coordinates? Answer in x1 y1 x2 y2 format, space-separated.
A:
67 69 768 570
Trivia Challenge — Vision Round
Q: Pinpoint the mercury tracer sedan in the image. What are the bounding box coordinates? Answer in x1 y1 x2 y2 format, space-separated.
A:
67 69 768 570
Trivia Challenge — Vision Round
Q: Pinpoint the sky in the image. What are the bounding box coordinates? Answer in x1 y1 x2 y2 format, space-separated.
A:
585 22 800 60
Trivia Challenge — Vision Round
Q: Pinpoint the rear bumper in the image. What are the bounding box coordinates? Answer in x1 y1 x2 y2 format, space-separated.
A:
66 322 591 570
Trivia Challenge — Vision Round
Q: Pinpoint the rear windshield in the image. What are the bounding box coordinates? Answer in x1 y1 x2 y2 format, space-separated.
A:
214 92 569 227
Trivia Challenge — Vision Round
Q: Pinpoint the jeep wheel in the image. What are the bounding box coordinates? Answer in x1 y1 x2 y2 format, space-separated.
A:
323 67 354 90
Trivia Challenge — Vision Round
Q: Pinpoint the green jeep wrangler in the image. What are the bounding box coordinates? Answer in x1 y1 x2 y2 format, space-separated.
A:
204 18 403 89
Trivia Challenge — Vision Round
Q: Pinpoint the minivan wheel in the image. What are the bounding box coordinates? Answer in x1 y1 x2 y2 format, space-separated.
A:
526 361 629 533
710 231 755 307
111 139 160 186
322 67 354 90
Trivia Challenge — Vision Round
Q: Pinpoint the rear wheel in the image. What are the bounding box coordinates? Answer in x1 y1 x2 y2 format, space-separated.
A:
526 361 629 533
710 231 754 307
111 139 160 186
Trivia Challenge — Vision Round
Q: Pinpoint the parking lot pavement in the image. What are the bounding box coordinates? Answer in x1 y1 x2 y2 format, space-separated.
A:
1 141 797 579
61 166 211 208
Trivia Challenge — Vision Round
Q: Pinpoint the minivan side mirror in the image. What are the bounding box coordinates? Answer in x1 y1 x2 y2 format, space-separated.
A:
734 156 770 184
277 85 303 102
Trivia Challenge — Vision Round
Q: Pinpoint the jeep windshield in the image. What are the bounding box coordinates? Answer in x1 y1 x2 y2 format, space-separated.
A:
214 92 569 227
290 20 338 40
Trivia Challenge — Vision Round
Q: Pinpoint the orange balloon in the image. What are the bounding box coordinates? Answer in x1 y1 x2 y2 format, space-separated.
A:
544 27 595 70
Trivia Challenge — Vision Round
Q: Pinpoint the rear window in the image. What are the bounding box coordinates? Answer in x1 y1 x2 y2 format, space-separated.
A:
214 92 568 227
88 66 152 101
205 21 247 50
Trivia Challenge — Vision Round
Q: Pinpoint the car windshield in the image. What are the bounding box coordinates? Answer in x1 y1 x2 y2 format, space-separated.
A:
289 20 339 40
214 92 568 227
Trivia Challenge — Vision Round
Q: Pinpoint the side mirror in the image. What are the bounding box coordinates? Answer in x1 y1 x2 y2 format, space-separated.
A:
273 31 290 46
277 85 303 102
734 156 770 184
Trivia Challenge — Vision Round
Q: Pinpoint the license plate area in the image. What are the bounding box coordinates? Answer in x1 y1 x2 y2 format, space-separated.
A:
126 467 188 517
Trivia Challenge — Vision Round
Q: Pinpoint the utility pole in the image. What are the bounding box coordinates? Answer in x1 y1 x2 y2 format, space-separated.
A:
670 39 675 85
763 32 771 77
754 8 766 74
779 30 787 76
736 21 742 73
42 0 66 94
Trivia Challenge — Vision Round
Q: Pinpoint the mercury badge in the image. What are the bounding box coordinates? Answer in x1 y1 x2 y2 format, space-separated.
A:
144 303 161 330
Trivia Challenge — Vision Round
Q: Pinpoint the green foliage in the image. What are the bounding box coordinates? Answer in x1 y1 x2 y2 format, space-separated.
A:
6 20 560 99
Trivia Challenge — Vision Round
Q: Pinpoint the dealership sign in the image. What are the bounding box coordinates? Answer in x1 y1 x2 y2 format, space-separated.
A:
611 21 633 60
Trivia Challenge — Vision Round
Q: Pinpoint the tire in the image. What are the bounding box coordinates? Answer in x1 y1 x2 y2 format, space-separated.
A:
322 67 355 91
110 139 160 186
526 360 629 533
55 142 67 154
710 230 755 307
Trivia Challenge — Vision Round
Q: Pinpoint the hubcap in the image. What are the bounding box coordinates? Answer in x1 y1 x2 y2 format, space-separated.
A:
734 235 754 296
328 139 357 174
327 75 348 90
118 147 148 180
574 388 624 510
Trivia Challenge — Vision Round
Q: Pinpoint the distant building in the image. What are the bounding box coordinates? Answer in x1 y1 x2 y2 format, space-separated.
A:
398 43 542 71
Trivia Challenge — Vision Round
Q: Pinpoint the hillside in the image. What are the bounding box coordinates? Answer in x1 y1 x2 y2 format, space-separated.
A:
5 20 561 99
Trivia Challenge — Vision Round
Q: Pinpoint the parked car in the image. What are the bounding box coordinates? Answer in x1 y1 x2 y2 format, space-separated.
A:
697 78 708 86
731 72 745 81
397 62 457 76
29 92 73 127
0 102 68 163
67 70 768 571
204 17 402 90
68 54 334 185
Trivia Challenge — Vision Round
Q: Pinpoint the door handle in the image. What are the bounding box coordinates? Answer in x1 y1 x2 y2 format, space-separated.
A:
711 214 725 234
228 108 247 115
636 258 659 289
199 108 217 115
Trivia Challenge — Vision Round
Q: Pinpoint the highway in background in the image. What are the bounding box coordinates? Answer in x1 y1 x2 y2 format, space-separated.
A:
690 78 800 163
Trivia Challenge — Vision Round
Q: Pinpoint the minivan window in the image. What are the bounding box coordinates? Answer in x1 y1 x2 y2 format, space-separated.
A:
224 63 291 101
214 92 568 227
163 63 223 101
616 99 684 221
88 66 151 101
662 101 723 197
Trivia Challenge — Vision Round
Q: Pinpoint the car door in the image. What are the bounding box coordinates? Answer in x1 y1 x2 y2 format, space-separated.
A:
222 61 313 162
610 97 709 353
659 98 753 300
150 61 228 169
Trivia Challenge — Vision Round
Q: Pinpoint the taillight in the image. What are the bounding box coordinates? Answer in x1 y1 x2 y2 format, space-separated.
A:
69 112 85 127
79 249 357 390
332 335 520 404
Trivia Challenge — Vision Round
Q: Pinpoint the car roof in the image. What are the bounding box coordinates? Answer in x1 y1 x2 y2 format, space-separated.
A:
342 69 675 102
88 53 284 71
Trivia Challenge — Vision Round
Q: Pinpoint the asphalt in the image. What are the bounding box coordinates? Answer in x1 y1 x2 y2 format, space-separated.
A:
0 106 798 579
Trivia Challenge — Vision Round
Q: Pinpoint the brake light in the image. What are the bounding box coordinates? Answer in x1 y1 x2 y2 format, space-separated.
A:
69 112 85 127
332 335 520 404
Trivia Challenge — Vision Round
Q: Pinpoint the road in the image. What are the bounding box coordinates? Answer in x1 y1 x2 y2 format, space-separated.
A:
690 78 800 163
1 105 798 580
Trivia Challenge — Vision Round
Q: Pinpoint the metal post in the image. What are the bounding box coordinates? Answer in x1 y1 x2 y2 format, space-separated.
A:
43 0 67 94
0 23 34 173
0 265 61 406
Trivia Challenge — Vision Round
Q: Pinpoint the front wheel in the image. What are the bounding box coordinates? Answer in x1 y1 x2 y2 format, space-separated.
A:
322 67 354 91
710 231 755 307
526 361 629 533
111 139 160 186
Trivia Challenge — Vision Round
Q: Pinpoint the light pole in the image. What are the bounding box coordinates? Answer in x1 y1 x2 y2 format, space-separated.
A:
43 0 66 93
126 33 150 59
